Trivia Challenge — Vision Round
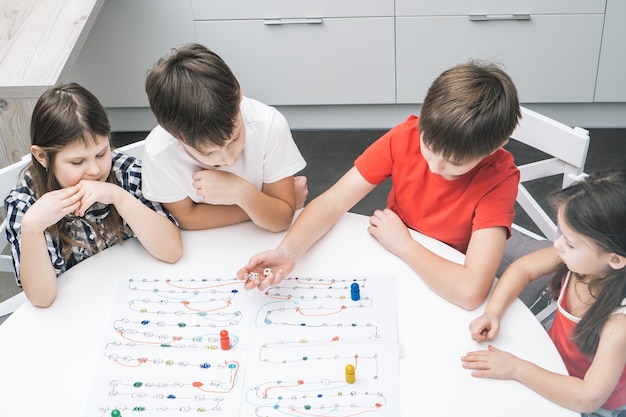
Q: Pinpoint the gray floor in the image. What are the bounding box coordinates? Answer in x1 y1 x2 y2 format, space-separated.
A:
291 128 626 236
1 127 625 322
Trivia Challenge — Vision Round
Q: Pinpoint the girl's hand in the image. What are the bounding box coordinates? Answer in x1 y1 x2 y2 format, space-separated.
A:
367 209 413 256
469 313 501 342
75 180 121 216
237 248 296 291
22 184 85 231
461 345 520 379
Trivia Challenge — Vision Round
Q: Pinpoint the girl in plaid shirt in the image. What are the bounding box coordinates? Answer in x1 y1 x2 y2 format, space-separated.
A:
4 83 182 307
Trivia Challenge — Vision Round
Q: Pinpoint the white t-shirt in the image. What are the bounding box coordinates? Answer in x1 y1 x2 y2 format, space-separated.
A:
142 97 306 203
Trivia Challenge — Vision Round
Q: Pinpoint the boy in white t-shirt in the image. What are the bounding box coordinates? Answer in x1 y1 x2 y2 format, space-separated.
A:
142 43 307 232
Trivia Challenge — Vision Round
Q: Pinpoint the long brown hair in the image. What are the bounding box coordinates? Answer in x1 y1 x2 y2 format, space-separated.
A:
548 170 626 355
29 83 126 260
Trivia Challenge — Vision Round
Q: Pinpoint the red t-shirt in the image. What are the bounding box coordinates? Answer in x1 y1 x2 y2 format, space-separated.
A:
354 115 519 254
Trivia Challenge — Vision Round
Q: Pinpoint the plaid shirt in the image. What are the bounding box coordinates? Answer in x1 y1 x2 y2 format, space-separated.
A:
4 150 175 286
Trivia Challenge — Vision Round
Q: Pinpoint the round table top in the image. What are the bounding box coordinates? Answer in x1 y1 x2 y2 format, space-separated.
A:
0 212 576 416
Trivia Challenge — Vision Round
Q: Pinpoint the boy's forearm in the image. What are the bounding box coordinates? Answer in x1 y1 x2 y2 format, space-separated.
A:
277 194 344 262
175 203 250 230
236 181 296 233
397 241 492 310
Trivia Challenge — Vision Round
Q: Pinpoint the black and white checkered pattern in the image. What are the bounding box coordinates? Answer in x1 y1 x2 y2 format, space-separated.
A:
4 150 175 286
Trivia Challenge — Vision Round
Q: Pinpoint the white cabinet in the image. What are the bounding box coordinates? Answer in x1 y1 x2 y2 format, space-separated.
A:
395 0 605 16
192 0 396 105
396 15 604 104
65 0 625 129
594 0 626 102
191 0 391 19
395 0 605 104
195 18 395 106
65 0 196 108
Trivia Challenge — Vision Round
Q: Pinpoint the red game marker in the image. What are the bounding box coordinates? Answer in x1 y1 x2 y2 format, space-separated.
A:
220 329 231 350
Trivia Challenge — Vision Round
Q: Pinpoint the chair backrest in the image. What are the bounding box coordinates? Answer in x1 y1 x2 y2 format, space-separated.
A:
116 139 145 159
0 154 32 274
511 107 590 241
0 154 32 319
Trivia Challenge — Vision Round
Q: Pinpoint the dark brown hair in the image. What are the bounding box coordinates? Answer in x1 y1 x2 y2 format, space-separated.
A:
419 61 520 164
145 43 241 149
548 169 626 355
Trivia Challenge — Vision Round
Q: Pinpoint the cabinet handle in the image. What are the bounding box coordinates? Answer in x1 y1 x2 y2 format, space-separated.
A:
263 18 324 25
469 14 531 21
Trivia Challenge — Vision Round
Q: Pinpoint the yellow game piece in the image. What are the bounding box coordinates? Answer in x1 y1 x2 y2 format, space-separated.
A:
345 364 355 384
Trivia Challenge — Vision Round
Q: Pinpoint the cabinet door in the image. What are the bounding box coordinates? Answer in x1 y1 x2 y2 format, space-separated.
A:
594 0 626 102
65 0 196 107
396 0 605 16
195 18 395 105
396 14 604 103
191 0 392 20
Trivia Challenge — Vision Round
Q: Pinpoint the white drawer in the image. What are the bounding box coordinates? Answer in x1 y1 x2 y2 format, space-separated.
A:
195 18 396 105
396 0 606 16
191 0 393 20
396 14 604 103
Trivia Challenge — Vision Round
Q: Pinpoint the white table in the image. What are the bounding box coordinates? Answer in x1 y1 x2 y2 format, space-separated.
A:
0 213 576 416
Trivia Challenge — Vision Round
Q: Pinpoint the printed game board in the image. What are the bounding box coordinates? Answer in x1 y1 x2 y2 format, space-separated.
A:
86 276 400 416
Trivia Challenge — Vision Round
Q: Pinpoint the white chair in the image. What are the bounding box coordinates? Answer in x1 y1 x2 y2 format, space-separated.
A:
117 139 145 159
510 106 590 241
0 154 32 319
501 106 590 325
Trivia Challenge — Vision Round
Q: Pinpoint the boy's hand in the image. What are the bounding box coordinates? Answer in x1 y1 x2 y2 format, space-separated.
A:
237 248 295 291
461 345 519 379
367 209 413 256
469 313 501 342
294 175 308 209
192 169 246 205
22 184 84 231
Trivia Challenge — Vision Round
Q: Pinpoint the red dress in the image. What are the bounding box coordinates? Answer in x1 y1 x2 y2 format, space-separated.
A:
548 272 626 410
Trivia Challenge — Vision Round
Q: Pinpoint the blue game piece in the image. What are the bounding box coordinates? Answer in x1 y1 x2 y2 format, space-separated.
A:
350 282 360 301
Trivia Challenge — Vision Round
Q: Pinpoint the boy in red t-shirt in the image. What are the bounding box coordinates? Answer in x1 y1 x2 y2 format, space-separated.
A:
238 62 521 310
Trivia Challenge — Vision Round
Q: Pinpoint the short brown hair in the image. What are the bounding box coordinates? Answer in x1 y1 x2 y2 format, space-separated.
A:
145 43 241 148
419 61 520 164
